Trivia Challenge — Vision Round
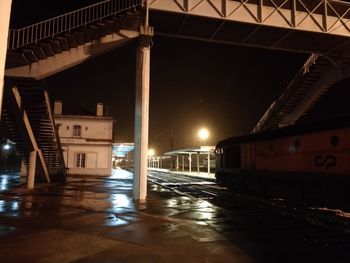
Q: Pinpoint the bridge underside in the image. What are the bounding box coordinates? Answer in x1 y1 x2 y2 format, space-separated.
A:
149 0 350 56
5 29 139 80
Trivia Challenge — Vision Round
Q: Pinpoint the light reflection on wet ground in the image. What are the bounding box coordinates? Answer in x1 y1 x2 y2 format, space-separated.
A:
0 169 227 241
0 172 21 192
0 170 343 263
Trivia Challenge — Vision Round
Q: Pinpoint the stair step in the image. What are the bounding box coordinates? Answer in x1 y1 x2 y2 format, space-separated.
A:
88 25 100 40
22 49 38 63
64 34 78 48
28 45 47 60
39 43 55 57
5 51 30 68
48 39 63 54
74 31 85 45
56 36 70 51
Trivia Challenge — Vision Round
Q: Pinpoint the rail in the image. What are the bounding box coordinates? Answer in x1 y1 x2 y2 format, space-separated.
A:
8 0 142 50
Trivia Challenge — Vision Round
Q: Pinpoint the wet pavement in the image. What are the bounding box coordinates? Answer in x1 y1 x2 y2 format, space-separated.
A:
0 169 344 263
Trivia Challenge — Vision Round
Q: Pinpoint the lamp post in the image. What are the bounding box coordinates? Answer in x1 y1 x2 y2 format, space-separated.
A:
197 128 210 174
197 128 212 174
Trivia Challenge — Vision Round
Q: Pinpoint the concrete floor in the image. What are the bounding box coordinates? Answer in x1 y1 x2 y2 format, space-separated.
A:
0 169 344 263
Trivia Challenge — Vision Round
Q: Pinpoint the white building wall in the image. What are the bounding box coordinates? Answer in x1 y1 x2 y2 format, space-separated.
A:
57 118 112 140
55 115 113 176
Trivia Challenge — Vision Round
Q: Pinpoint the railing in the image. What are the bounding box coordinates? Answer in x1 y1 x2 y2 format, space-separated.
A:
303 53 321 75
8 0 142 50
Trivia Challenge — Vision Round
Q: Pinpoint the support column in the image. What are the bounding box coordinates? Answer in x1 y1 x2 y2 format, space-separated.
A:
27 151 37 189
20 161 27 184
176 155 179 171
197 153 200 174
189 153 192 173
207 152 211 174
182 155 184 171
0 0 12 118
133 24 154 202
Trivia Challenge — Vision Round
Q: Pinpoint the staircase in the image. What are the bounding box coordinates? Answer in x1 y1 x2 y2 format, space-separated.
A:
6 0 143 70
252 54 348 133
2 80 66 182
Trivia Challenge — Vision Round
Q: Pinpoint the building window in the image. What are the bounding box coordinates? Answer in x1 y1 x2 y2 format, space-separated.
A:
73 125 81 137
76 153 86 168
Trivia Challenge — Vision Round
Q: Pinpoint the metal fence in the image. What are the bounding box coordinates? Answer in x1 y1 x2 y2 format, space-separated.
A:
8 0 142 50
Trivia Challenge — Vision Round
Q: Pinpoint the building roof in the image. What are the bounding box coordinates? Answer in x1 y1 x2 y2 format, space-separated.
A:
54 114 113 121
164 146 215 155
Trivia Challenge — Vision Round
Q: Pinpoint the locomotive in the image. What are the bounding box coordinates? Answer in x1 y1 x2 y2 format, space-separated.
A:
215 115 350 206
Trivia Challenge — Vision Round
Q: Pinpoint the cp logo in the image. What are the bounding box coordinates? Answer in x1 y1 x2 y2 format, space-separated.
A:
314 155 337 170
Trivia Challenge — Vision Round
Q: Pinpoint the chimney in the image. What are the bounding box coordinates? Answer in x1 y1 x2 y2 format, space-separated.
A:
54 100 62 115
96 102 103 116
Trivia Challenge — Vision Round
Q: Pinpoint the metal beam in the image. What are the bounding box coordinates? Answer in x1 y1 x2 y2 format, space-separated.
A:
149 0 350 37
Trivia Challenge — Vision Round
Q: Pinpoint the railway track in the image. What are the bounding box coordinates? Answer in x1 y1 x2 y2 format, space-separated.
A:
148 170 350 259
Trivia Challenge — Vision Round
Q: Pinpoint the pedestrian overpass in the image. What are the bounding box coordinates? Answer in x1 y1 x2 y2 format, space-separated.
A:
1 0 350 199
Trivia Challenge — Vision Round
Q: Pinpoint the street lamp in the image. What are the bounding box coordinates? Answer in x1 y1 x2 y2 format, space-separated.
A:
197 128 210 174
2 144 10 170
198 128 209 144
148 148 155 156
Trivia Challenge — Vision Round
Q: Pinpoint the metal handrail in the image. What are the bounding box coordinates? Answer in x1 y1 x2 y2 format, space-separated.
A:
8 0 142 50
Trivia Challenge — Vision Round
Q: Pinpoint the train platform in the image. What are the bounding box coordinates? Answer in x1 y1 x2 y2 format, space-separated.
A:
0 169 252 263
0 169 340 263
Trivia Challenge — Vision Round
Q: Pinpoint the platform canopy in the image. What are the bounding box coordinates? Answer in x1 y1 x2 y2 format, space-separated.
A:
112 143 134 158
164 146 215 156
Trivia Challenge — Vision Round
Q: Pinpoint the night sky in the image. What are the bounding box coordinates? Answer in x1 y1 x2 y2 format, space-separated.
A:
9 0 350 154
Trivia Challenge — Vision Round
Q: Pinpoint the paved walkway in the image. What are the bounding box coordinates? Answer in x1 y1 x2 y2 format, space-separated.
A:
0 169 254 263
0 169 342 263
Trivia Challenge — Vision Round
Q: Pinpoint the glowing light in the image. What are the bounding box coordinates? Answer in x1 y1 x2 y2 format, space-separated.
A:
198 128 209 141
148 148 155 156
3 144 10 150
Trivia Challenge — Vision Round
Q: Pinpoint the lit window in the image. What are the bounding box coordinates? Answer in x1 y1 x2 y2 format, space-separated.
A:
73 125 81 137
76 153 86 168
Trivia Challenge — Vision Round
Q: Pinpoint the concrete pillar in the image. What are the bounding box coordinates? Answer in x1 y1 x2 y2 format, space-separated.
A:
0 0 13 118
189 153 192 173
182 155 184 172
133 25 153 202
20 161 27 177
54 100 62 115
208 152 211 174
197 153 200 174
176 155 179 171
27 151 37 189
20 161 27 184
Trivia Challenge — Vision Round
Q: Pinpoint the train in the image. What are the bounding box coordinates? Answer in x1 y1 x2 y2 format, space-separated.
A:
215 115 350 207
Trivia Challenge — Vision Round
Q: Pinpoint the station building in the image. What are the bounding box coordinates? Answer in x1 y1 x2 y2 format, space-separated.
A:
53 100 114 176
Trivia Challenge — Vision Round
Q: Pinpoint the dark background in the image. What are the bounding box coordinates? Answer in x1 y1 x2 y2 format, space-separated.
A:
8 0 350 154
